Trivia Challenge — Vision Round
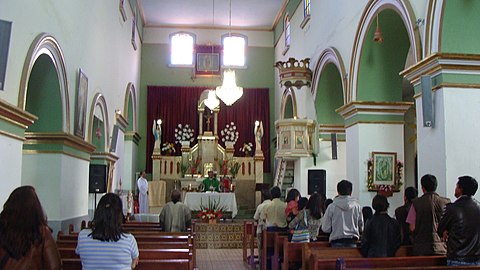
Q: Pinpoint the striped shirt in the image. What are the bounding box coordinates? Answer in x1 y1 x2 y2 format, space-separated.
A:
76 229 139 270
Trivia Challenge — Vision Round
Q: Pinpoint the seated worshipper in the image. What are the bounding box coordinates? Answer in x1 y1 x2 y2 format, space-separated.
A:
202 170 220 192
159 190 192 232
76 193 139 269
285 188 301 223
361 195 401 257
260 186 288 231
0 186 61 270
289 193 325 241
297 197 308 211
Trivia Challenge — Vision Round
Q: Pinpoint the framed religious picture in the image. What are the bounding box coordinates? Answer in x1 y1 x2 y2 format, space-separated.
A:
295 131 304 149
74 68 88 139
372 152 397 185
195 44 221 76
119 0 127 22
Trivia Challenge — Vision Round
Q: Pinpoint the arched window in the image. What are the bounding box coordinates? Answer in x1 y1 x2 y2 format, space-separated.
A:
170 32 195 65
222 34 246 67
284 14 291 48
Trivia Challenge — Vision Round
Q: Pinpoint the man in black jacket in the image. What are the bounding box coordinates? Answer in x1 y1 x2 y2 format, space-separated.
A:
438 176 480 266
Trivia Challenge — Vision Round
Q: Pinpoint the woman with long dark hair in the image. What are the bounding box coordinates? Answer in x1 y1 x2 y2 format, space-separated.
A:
0 186 61 269
285 188 301 222
76 193 139 269
288 193 325 241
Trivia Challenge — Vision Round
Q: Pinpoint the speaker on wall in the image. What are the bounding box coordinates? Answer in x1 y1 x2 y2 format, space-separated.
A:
331 133 338 160
421 75 434 128
89 164 107 193
308 169 326 196
0 20 12 90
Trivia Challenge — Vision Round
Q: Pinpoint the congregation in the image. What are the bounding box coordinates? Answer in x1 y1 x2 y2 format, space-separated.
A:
254 174 480 268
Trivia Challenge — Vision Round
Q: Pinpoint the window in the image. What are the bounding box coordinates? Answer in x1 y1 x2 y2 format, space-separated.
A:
284 14 291 48
304 0 311 17
170 32 195 65
222 34 246 67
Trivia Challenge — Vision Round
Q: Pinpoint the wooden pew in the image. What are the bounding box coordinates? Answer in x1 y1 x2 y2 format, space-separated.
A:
261 230 289 270
271 234 288 270
56 239 192 249
58 233 191 242
349 266 480 270
243 221 257 268
282 239 330 270
309 255 446 270
62 258 191 270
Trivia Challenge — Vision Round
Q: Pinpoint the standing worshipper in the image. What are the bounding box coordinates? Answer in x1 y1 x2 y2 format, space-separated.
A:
261 186 288 232
395 186 418 245
159 190 192 232
361 195 401 257
322 180 363 247
137 170 149 213
253 189 272 248
438 176 480 266
406 174 450 255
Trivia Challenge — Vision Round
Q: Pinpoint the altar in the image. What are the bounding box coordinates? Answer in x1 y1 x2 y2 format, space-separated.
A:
184 192 238 218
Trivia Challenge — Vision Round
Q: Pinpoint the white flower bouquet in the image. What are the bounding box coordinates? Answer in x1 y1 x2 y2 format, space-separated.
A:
240 142 253 156
174 124 195 144
220 122 239 144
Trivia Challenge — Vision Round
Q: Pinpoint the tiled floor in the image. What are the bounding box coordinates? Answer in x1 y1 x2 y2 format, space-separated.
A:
197 248 254 270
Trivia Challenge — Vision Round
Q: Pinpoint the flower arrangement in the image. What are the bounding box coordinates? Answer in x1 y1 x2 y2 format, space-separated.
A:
197 197 225 221
239 142 253 156
174 124 195 144
220 159 241 178
220 122 239 144
229 161 241 178
161 142 176 155
367 159 404 192
189 157 202 175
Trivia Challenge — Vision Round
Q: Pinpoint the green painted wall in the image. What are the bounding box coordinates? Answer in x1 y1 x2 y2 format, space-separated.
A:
441 1 480 54
316 63 344 124
284 97 294 119
138 43 275 173
357 10 409 102
25 55 62 132
91 116 105 151
274 0 302 45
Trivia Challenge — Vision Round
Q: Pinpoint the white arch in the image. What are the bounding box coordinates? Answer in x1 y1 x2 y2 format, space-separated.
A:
18 33 70 133
311 47 348 104
123 82 137 132
348 0 422 102
87 93 110 152
424 0 444 56
279 87 298 120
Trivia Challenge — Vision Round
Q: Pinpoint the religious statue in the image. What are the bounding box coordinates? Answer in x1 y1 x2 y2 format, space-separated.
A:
152 119 162 150
254 120 264 151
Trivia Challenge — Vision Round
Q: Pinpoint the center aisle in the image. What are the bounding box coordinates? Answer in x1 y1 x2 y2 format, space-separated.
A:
196 249 252 270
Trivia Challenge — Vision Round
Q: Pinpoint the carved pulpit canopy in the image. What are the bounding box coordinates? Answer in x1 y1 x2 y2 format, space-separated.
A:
275 58 312 89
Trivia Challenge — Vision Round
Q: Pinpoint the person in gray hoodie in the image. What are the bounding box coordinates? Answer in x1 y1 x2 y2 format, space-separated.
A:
321 180 363 247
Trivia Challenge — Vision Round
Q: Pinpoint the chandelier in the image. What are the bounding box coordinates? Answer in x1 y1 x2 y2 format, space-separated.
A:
204 89 220 110
215 0 243 106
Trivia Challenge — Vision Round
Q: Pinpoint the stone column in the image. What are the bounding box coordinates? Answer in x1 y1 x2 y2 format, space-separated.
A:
337 101 411 213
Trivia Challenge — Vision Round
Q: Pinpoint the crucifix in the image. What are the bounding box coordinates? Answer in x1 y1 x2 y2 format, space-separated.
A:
204 109 213 132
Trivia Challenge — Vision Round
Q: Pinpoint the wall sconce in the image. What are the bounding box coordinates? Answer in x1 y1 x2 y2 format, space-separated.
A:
373 15 383 43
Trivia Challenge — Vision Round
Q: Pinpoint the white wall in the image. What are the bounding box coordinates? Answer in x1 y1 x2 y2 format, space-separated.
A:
0 136 24 206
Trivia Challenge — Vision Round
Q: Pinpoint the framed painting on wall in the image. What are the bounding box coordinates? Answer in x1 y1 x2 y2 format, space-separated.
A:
195 44 221 76
372 152 397 186
131 8 137 50
74 68 88 139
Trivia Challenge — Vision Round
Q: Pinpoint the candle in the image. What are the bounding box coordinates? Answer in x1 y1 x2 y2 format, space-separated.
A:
189 183 192 191
230 184 233 192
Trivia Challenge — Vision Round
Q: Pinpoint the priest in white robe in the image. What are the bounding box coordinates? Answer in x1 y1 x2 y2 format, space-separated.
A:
137 171 149 213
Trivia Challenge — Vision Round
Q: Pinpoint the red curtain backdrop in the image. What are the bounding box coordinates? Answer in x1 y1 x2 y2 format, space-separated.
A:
146 86 271 173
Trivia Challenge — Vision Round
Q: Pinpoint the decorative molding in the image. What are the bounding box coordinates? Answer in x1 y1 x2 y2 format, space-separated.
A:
24 132 96 154
345 120 405 129
115 112 128 132
91 152 119 163
300 15 311 29
0 98 37 129
125 131 141 145
276 58 312 89
318 124 345 134
336 101 413 120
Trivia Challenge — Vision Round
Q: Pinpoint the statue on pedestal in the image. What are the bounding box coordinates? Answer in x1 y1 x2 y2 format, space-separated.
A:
153 119 162 150
254 120 264 152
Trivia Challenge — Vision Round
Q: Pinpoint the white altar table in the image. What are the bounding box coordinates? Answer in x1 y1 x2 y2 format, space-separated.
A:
184 192 238 218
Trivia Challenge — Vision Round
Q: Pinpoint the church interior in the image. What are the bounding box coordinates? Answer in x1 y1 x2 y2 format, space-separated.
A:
2 0 480 269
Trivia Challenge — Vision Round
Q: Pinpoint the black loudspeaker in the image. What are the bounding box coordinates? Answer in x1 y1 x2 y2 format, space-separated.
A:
0 20 12 90
308 169 326 196
89 164 107 193
421 75 434 127
109 125 120 152
331 133 337 160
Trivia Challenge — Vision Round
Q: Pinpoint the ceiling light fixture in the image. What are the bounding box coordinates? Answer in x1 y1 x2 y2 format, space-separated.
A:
373 14 384 43
215 0 243 106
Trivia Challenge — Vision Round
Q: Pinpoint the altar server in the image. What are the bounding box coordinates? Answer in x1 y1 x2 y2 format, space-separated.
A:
137 171 149 213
